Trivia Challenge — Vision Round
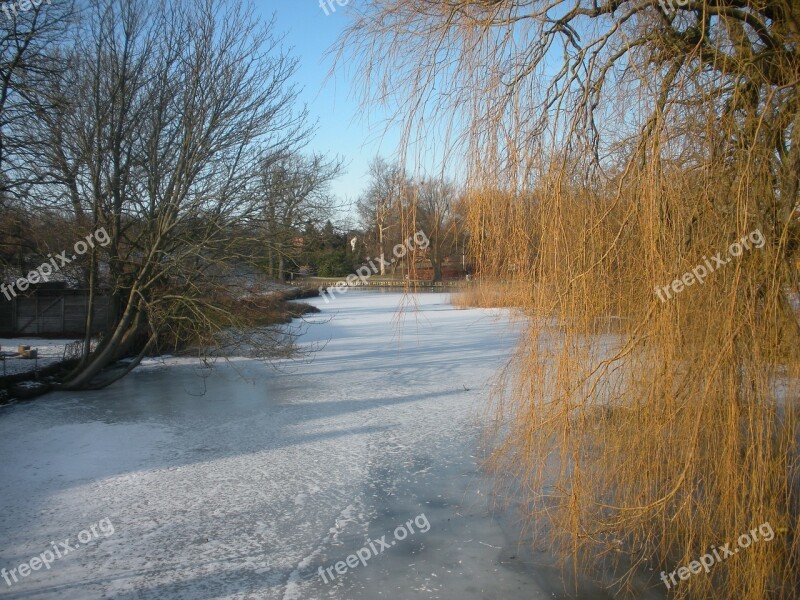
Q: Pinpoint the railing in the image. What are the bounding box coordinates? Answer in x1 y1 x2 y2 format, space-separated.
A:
288 278 462 288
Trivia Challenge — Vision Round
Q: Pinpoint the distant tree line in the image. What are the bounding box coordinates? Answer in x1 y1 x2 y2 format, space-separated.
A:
255 155 470 281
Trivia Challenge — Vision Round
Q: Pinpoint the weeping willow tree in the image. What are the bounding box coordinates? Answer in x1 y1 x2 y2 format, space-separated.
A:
338 1 800 597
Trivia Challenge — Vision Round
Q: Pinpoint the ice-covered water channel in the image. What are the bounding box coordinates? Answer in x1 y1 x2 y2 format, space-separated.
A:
0 292 621 599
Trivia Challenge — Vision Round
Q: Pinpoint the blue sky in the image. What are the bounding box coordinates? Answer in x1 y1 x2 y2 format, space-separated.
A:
262 2 401 220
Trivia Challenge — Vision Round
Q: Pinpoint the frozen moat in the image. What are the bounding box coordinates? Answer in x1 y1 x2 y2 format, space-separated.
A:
0 292 620 599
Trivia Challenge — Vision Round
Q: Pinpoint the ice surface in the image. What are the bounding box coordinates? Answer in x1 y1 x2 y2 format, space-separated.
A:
0 292 642 599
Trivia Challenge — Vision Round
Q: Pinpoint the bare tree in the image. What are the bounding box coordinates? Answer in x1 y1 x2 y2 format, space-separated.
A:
27 0 312 389
0 0 75 279
356 157 406 274
414 178 457 281
255 152 343 280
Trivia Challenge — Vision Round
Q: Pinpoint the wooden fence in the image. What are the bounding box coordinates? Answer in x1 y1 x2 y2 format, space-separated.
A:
0 290 112 336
